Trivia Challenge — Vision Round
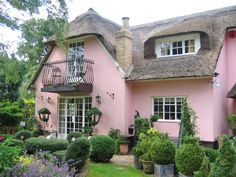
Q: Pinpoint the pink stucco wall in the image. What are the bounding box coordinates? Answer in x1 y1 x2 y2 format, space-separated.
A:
226 30 236 114
34 48 66 131
34 36 130 135
131 79 214 142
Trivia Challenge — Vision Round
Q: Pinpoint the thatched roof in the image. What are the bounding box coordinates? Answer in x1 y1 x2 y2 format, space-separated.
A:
30 6 236 88
227 83 236 99
128 5 236 80
47 8 121 59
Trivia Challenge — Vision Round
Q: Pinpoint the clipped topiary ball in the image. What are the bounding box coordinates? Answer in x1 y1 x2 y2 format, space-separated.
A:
152 139 176 165
15 130 32 141
65 137 90 171
90 135 115 162
175 136 205 176
67 131 82 143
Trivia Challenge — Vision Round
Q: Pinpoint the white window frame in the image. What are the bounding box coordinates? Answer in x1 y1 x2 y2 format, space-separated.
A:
57 96 92 139
155 33 201 58
152 96 187 122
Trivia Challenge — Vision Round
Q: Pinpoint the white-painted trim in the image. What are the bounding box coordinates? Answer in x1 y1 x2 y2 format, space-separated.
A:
151 96 187 121
155 33 201 58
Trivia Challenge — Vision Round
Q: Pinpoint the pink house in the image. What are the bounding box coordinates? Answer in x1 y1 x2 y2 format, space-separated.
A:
29 6 236 146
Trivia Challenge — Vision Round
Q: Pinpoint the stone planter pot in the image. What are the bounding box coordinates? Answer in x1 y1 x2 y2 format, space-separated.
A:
179 172 193 177
154 163 174 177
141 160 154 174
134 156 143 170
119 143 129 155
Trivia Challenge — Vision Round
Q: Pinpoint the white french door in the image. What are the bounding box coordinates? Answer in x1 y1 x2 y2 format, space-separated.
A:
58 97 92 139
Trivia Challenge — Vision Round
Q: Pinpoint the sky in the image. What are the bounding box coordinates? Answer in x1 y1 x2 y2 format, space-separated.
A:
1 0 236 53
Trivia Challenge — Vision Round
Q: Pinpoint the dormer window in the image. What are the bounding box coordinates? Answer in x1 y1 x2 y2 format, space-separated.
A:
156 33 200 58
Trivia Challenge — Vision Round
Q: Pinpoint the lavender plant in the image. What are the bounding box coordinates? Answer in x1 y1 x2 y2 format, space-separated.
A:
7 156 75 177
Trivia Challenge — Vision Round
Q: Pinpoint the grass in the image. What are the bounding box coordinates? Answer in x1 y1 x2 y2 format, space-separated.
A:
86 162 150 177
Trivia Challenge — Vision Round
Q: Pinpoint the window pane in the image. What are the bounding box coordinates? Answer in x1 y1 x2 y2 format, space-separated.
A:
185 39 195 53
153 97 185 120
161 43 170 56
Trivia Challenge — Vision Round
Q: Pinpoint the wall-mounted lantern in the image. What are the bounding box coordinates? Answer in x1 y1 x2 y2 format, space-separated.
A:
95 95 101 104
46 96 52 104
38 108 51 135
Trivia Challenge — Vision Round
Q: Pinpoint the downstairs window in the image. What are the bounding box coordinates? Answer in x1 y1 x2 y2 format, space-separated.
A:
153 97 186 121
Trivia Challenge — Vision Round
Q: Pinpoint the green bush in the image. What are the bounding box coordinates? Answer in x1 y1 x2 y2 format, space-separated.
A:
0 133 14 139
135 117 149 138
175 136 205 176
15 130 32 141
52 150 67 162
90 135 115 162
65 137 90 171
5 139 24 148
194 171 203 177
152 139 176 165
205 148 219 163
25 137 68 153
0 142 23 173
209 135 236 177
67 131 82 143
0 101 23 126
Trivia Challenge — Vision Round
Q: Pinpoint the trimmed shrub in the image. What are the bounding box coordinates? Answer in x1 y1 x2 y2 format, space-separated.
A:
25 137 68 153
205 148 219 163
0 134 14 140
8 139 24 147
67 131 82 143
15 130 32 141
209 135 236 177
135 117 149 138
175 136 205 176
52 150 67 162
90 135 115 162
65 137 90 172
152 138 176 165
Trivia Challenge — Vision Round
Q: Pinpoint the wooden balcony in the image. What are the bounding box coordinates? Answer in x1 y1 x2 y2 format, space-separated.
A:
41 58 94 93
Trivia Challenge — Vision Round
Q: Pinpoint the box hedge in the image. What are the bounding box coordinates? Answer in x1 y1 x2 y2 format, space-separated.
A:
15 130 32 141
25 137 68 153
89 135 115 162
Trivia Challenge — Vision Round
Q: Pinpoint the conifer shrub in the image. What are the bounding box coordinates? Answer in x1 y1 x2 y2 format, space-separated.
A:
89 135 115 162
67 131 82 143
15 130 32 141
208 135 236 177
65 137 90 171
152 138 176 165
175 136 205 176
204 148 219 163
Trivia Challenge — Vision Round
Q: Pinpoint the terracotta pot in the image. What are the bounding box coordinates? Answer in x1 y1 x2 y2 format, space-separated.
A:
141 160 154 174
119 143 129 155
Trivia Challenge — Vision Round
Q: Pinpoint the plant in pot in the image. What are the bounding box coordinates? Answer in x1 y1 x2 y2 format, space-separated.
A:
132 146 143 170
152 138 176 177
140 151 154 174
227 113 236 136
118 135 130 155
175 136 205 177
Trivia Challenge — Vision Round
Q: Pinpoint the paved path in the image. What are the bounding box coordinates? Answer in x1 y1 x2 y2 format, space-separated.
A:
110 155 134 167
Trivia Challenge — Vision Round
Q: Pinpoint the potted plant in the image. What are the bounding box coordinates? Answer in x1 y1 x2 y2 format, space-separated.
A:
152 138 176 177
118 135 129 155
140 152 154 174
175 136 205 177
227 113 236 136
132 146 143 170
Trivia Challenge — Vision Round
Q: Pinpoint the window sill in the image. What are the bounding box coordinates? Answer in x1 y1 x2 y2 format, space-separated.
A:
157 120 181 123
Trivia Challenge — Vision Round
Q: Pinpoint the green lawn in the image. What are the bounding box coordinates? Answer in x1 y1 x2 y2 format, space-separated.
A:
86 162 150 177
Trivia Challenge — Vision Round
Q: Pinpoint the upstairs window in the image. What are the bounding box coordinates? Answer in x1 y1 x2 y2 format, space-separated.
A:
155 33 200 58
68 41 84 60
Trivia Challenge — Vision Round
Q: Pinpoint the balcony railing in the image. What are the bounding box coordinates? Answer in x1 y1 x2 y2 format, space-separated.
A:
42 58 94 92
